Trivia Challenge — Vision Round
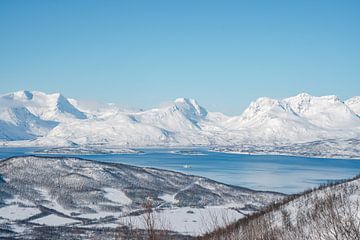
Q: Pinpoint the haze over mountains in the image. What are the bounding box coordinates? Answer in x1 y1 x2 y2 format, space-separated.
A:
0 90 359 148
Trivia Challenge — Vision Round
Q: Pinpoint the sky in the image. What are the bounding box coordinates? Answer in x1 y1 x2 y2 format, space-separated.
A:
0 1 359 115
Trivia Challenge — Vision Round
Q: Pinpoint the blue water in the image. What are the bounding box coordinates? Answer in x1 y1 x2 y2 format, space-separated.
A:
1 147 360 194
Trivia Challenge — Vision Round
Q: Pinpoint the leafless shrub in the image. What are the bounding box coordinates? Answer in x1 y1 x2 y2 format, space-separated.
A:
117 197 174 240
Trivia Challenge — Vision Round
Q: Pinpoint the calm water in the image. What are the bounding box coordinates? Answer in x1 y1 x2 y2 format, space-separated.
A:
1 147 360 194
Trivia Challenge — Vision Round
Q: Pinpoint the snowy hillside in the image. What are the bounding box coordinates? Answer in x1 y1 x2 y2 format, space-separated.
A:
202 175 360 240
0 90 360 155
0 156 282 239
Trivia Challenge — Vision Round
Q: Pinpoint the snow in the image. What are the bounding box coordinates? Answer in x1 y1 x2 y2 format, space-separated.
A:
346 96 360 116
103 188 132 205
4 195 36 206
31 214 80 226
228 177 360 239
36 188 76 216
78 212 113 220
4 90 87 121
1 90 360 156
159 193 179 204
284 93 360 129
121 206 244 236
0 205 40 221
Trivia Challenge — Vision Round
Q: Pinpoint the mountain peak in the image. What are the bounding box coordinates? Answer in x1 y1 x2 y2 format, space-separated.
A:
1 90 87 121
174 97 207 119
320 94 340 102
294 92 312 98
252 97 280 105
240 97 292 122
4 90 34 101
17 90 34 100
287 93 341 102
174 97 198 105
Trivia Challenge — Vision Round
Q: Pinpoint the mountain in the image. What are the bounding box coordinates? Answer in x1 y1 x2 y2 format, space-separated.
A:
136 98 207 129
0 90 87 141
35 96 214 147
1 90 360 156
223 97 324 143
221 94 360 144
1 90 87 121
0 95 58 140
0 156 282 238
284 93 360 129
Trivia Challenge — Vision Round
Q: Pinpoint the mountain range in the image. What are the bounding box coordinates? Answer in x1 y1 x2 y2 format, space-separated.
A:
0 90 359 149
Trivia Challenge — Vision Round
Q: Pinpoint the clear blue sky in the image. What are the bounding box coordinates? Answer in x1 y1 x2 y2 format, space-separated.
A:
0 0 359 115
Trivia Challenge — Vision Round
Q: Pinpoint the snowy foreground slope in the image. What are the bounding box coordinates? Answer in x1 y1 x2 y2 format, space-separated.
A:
0 156 282 239
1 90 360 158
202 175 360 240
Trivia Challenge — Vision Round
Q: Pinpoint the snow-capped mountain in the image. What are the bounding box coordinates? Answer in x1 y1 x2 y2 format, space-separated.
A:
1 90 87 121
0 92 59 140
223 97 325 143
0 90 360 150
346 96 360 116
220 93 360 144
284 93 360 129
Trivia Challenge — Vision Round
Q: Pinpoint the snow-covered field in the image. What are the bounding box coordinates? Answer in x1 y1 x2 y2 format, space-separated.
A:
0 90 360 159
103 188 133 205
31 214 81 226
0 205 40 221
121 205 245 235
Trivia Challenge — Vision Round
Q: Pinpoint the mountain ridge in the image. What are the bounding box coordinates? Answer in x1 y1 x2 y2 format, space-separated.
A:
0 90 359 150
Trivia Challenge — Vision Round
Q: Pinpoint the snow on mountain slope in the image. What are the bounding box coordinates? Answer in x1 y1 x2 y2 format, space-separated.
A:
34 97 214 147
38 106 211 147
346 96 360 116
68 98 136 119
223 93 360 143
223 97 321 142
133 98 206 131
1 90 87 121
245 98 307 129
37 114 178 147
1 90 360 149
0 97 58 140
284 93 360 129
